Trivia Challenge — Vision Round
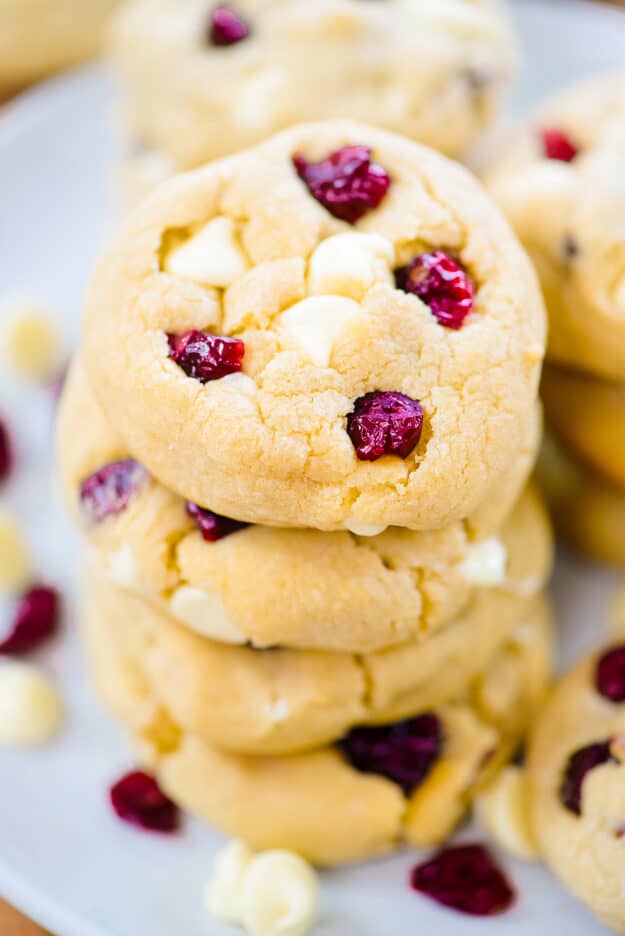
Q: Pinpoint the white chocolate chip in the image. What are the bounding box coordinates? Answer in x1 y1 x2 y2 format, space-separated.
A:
2 299 61 381
165 217 249 288
308 232 394 300
0 662 63 747
459 537 507 587
234 69 289 132
344 518 388 537
267 698 290 723
220 372 258 396
278 296 364 367
475 766 538 861
105 544 138 588
240 851 318 936
0 509 32 595
169 586 246 644
205 840 254 924
414 0 510 40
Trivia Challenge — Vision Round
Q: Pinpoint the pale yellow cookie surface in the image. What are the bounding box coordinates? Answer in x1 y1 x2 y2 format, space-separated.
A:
109 0 518 170
528 648 625 934
59 359 550 652
83 121 545 532
485 70 625 380
88 595 552 866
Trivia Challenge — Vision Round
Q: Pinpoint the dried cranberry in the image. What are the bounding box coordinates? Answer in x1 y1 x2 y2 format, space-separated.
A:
596 646 625 703
208 5 250 46
411 843 515 916
540 128 579 163
110 771 180 834
0 586 60 655
80 459 148 525
0 418 12 483
293 146 390 224
559 741 615 815
339 713 442 794
168 330 244 383
347 391 424 462
395 251 474 329
186 502 248 541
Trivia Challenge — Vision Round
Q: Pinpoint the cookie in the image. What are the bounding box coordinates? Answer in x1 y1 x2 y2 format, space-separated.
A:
58 359 550 652
83 567 550 755
87 591 552 865
485 70 625 381
528 644 625 933
82 120 545 532
0 0 121 90
537 433 625 569
109 0 518 171
542 364 625 491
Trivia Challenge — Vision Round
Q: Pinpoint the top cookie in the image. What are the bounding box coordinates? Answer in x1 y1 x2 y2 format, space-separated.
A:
109 0 518 168
83 121 545 531
484 70 625 381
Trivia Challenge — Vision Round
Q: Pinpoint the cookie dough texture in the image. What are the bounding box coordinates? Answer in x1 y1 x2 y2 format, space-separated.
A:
528 649 625 933
485 70 625 380
109 0 518 169
83 570 550 755
0 0 121 89
58 359 550 653
87 587 552 865
82 121 545 532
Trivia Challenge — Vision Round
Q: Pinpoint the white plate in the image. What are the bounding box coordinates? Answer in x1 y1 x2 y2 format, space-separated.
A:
1 2 624 934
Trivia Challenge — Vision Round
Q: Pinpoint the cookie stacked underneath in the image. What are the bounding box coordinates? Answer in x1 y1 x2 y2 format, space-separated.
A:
59 120 551 864
485 71 625 567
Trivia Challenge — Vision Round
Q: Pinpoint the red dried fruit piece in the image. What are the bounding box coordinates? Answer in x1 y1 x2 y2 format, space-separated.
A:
339 713 442 794
411 843 516 916
540 128 579 163
395 251 475 329
596 645 625 703
80 459 148 525
347 391 424 462
293 146 391 224
110 771 180 834
0 585 60 655
186 502 248 541
559 741 615 816
168 330 245 383
0 418 12 483
208 5 250 46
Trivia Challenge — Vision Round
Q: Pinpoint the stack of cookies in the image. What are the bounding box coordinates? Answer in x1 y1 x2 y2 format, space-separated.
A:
58 120 552 864
485 71 625 568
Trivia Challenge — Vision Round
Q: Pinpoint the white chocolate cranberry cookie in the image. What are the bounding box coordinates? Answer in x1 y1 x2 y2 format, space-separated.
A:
485 70 625 380
0 0 121 91
58 359 550 652
109 0 518 171
537 433 625 569
542 365 625 491
528 644 625 933
83 121 545 532
87 594 552 865
83 567 549 755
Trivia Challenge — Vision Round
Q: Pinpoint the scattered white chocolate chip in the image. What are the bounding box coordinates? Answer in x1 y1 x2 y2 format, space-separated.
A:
0 662 63 747
234 69 289 132
344 517 387 537
165 217 249 288
205 840 254 924
205 843 318 936
169 586 247 644
220 372 259 396
105 544 138 589
2 299 61 381
475 766 538 861
278 295 364 367
308 232 395 300
459 537 507 587
0 509 32 595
